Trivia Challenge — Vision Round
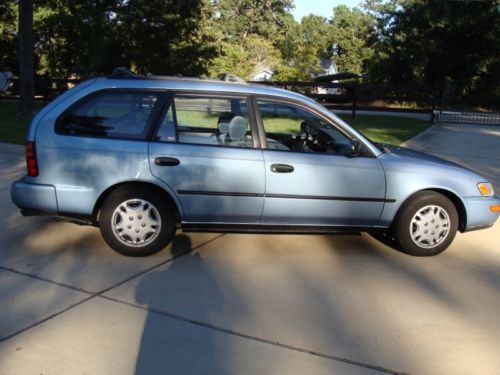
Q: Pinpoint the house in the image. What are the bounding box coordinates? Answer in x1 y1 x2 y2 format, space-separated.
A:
251 68 274 82
315 59 339 78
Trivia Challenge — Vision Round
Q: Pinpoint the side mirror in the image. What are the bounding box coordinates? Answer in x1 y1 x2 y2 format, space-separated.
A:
350 139 362 157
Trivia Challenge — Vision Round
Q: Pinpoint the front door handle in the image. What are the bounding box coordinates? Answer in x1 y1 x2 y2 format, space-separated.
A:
155 157 180 166
270 164 294 173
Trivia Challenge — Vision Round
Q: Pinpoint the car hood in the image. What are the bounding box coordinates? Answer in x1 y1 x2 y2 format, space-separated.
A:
386 144 468 170
379 144 490 198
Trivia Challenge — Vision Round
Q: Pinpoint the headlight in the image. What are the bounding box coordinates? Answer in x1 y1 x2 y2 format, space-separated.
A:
477 182 494 197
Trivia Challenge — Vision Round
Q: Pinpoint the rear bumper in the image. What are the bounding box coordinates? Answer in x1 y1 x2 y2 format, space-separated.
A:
463 196 500 232
11 179 58 214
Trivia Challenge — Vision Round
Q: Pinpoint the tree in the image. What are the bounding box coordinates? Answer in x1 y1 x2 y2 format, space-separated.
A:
18 0 34 114
208 0 294 79
29 0 218 77
330 5 375 73
210 35 282 79
0 0 17 72
367 0 500 87
213 0 293 42
274 14 331 80
117 0 217 76
35 0 127 77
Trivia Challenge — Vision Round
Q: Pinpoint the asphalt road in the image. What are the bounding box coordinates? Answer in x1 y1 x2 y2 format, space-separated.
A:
0 123 499 375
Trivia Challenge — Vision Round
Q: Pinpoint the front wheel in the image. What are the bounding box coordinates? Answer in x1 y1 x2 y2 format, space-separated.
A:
99 186 175 256
393 191 458 256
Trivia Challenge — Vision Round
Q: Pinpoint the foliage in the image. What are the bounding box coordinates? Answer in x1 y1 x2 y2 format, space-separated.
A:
330 5 375 73
274 15 331 80
208 0 293 79
34 0 121 76
0 0 17 72
118 0 217 76
1 0 499 109
366 0 500 87
5 0 217 78
209 35 282 80
213 0 293 42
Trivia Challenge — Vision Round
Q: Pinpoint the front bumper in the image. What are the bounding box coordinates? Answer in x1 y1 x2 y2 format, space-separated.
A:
11 179 58 214
463 195 500 232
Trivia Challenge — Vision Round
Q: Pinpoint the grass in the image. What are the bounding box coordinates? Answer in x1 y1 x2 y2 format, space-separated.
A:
339 114 430 145
0 101 40 144
0 100 430 145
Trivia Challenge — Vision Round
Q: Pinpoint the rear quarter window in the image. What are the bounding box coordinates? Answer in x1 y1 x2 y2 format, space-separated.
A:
56 90 164 140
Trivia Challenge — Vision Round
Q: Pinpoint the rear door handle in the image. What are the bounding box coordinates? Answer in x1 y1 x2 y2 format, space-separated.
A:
154 157 180 166
270 164 294 173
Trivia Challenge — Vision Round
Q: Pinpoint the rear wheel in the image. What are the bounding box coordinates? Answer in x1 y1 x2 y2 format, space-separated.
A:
394 191 458 256
99 186 175 256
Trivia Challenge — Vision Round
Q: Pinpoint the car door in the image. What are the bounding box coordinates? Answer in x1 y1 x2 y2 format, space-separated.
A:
149 93 265 223
256 98 387 227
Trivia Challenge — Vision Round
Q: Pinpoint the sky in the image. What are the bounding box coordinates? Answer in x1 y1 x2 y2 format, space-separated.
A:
292 0 362 21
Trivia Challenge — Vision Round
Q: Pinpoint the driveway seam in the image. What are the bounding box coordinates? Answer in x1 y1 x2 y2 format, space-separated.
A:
0 233 226 343
99 294 410 375
0 265 93 294
0 294 96 343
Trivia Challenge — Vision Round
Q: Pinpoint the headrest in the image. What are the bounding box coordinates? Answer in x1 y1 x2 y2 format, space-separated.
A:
228 116 247 141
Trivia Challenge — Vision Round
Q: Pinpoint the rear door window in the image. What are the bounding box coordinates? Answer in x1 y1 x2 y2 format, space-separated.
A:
155 94 254 148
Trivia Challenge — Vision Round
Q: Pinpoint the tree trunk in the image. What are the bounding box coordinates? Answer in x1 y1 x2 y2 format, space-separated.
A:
18 0 34 115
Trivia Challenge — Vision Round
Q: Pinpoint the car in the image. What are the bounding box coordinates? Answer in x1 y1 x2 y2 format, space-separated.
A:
11 71 500 257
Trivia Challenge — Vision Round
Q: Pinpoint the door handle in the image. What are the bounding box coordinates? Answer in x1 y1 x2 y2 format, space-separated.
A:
270 164 294 173
154 157 180 166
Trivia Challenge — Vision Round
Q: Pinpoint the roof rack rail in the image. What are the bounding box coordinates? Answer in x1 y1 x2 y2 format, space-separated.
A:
111 67 142 78
218 73 247 84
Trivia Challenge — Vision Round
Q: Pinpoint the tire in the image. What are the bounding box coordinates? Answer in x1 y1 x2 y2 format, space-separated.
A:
393 191 458 256
99 185 175 256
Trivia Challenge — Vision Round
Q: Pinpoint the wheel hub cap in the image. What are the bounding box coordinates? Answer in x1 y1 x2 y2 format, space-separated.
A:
111 199 161 247
409 205 450 249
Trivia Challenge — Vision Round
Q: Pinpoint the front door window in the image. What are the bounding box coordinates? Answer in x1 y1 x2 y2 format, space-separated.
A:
257 100 353 155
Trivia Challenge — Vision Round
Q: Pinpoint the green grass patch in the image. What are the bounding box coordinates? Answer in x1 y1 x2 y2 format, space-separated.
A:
0 101 43 144
338 114 430 145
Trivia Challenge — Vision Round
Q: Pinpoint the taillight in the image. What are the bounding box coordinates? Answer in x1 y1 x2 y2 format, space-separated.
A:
25 141 39 177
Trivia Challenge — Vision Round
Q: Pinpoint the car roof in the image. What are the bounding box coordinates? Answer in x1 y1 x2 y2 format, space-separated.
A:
88 76 318 105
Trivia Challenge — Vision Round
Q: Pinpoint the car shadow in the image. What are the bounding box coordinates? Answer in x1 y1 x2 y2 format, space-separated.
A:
134 234 225 374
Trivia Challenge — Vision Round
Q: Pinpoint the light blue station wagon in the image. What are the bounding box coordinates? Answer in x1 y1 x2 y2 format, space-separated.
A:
11 73 500 256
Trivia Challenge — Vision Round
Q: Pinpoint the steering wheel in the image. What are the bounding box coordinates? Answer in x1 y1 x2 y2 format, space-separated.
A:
291 121 312 150
313 131 334 150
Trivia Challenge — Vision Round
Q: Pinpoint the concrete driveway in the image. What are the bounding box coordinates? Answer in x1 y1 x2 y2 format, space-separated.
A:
403 123 500 191
0 123 499 375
